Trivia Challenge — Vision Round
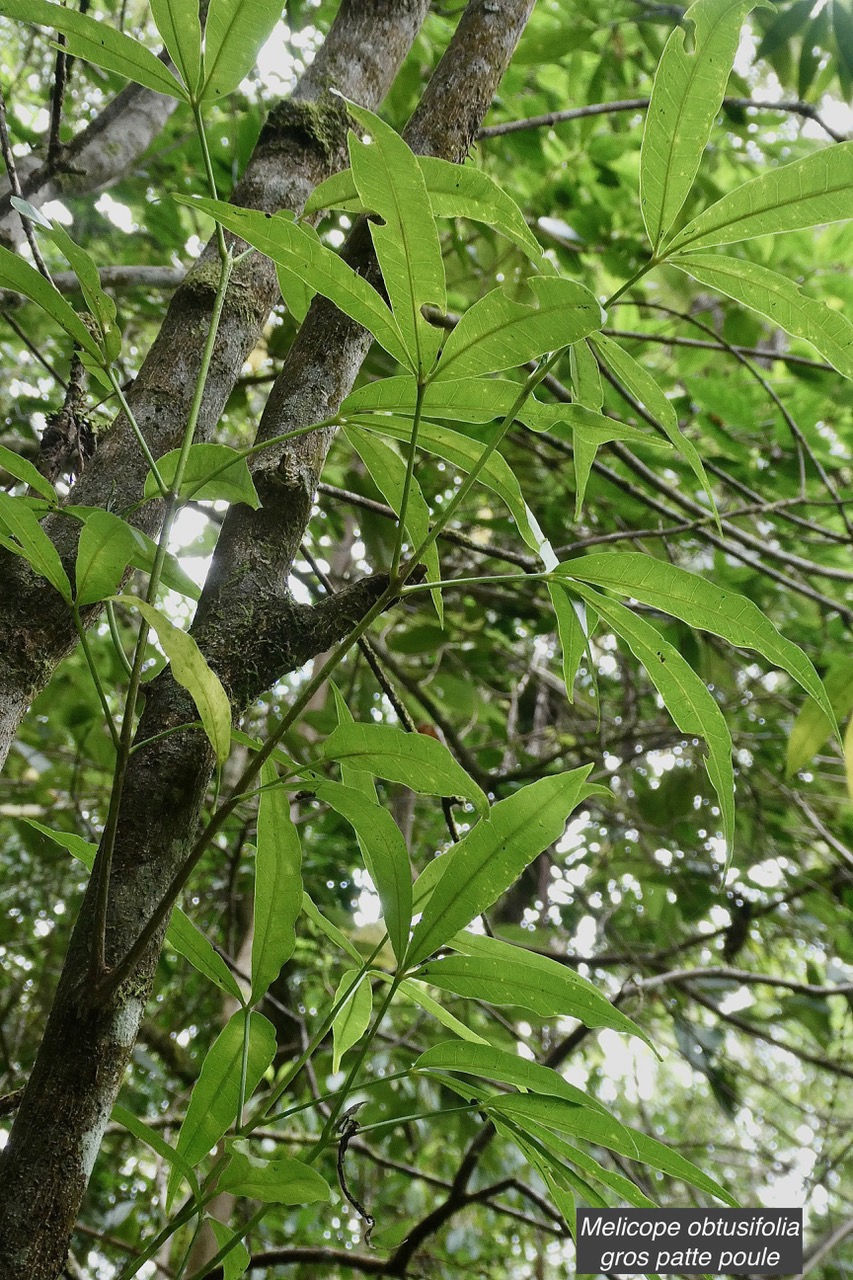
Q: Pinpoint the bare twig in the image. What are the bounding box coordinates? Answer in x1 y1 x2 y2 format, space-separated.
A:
479 95 848 143
0 85 52 281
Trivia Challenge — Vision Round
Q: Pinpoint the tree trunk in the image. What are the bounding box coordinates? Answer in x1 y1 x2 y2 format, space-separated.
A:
0 2 535 1275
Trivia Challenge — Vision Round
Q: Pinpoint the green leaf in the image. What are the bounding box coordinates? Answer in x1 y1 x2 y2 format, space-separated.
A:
501 1115 657 1207
419 944 650 1044
344 424 442 624
208 1219 250 1280
492 1093 641 1157
572 583 735 850
74 510 138 606
276 261 315 324
113 1106 202 1204
218 1145 331 1204
20 818 242 999
20 819 97 868
553 404 670 520
201 0 282 100
406 769 601 967
302 167 363 215
150 0 203 95
0 492 71 600
317 780 412 965
0 444 56 501
168 1011 276 1204
664 140 853 253
113 595 232 764
507 1126 587 1224
322 722 489 815
302 891 363 966
331 970 373 1073
672 253 853 380
416 1041 609 1115
35 216 120 361
499 1125 602 1223
144 443 260 508
569 339 603 410
397 977 490 1045
484 1094 737 1204
416 157 545 262
549 583 595 704
757 0 812 57
121 526 202 600
640 0 761 249
0 243 102 358
166 908 244 1002
174 196 411 369
306 155 544 263
330 682 377 801
252 761 302 1002
835 0 853 82
591 333 719 524
344 415 551 560
342 374 564 432
557 554 837 730
347 101 446 376
454 936 650 1047
0 0 188 99
411 851 451 917
433 277 603 382
344 375 511 421
786 656 853 777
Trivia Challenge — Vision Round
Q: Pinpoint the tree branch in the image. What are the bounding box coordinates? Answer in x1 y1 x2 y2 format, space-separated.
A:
478 95 848 143
0 78 179 249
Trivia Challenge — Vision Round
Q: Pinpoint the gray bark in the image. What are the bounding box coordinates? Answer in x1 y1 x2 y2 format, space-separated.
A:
0 264 187 306
0 2 535 1276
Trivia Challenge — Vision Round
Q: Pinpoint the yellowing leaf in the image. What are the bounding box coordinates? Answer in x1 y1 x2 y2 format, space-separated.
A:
331 970 373 1073
113 595 232 764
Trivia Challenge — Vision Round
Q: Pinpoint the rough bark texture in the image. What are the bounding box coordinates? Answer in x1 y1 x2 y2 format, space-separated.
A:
0 2 535 1275
0 0 428 772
